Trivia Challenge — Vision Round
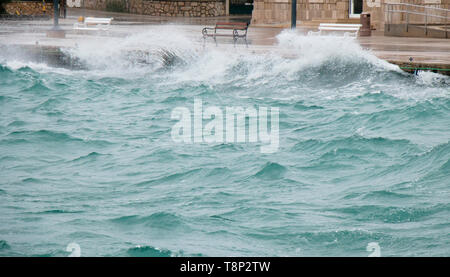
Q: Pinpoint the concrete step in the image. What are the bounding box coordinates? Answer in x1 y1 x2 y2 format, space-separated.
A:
311 18 361 24
300 18 362 28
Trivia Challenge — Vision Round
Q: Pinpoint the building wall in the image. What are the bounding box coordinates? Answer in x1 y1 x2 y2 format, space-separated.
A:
365 0 450 31
252 0 449 30
251 1 289 24
252 0 351 25
83 0 226 17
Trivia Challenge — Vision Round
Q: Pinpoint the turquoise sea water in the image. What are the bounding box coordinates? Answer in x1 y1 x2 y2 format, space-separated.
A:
0 32 449 256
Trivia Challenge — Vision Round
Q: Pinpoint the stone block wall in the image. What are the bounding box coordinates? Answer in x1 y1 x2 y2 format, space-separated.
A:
83 0 226 17
2 1 54 16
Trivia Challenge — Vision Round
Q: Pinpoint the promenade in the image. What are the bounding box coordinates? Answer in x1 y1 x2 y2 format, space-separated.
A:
1 8 449 75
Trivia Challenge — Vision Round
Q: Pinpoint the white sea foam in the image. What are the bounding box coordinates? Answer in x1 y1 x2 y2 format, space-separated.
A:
415 70 450 86
1 26 447 101
57 27 401 79
275 30 400 72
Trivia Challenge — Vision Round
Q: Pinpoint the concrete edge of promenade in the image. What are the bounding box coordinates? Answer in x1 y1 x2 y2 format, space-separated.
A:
387 60 450 76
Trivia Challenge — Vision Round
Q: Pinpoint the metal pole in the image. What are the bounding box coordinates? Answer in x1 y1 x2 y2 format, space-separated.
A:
387 4 390 32
446 11 448 38
53 0 59 29
406 12 409 32
291 0 297 29
46 0 64 37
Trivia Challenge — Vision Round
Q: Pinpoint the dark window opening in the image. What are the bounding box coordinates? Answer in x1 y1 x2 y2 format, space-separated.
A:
230 0 253 15
354 0 363 14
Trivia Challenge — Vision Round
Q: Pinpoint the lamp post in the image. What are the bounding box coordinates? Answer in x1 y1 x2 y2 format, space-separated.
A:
47 0 65 37
53 0 59 28
291 0 297 29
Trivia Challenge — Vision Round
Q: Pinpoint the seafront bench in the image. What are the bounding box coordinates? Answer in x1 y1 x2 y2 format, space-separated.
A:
73 17 113 31
202 22 249 47
308 23 362 37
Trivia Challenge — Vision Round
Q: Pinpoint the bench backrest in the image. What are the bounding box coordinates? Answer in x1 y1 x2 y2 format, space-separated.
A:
215 22 248 30
85 17 113 25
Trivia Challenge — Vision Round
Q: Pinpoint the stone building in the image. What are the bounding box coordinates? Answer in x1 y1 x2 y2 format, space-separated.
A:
251 0 450 31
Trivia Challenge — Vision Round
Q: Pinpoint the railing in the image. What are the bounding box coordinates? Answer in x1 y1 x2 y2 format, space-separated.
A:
386 3 450 38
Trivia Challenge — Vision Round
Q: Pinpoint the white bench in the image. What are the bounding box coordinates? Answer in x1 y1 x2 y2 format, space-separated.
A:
67 0 81 8
73 17 113 31
308 23 362 37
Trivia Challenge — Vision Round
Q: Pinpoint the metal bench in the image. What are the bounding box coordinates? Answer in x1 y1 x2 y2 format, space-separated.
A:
73 17 113 31
308 23 362 37
202 22 249 47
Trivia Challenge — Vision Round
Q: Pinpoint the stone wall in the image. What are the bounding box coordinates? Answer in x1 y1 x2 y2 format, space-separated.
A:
83 0 226 17
252 0 449 30
2 1 54 16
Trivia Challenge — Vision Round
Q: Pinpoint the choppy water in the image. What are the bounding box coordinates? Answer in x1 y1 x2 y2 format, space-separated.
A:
0 30 449 256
